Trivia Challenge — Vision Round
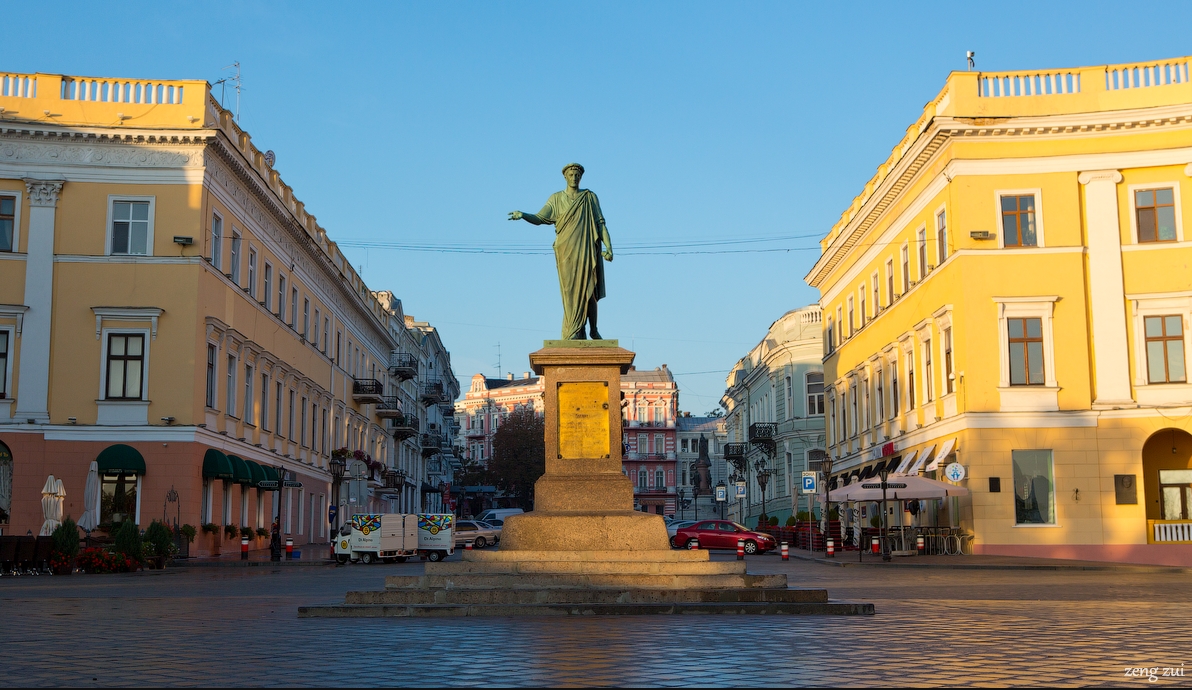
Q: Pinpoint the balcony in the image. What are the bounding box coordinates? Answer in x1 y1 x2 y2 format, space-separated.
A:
748 422 777 457
1148 519 1192 544
419 433 443 458
438 402 456 418
374 396 403 419
388 352 418 381
420 378 450 406
633 486 676 495
724 443 747 459
389 413 418 441
352 378 384 405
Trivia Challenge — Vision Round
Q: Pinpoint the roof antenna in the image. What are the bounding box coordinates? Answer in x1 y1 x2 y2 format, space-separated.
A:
966 51 976 71
495 342 502 379
222 61 242 121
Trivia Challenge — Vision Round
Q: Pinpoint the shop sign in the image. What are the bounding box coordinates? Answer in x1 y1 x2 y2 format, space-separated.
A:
944 462 966 482
283 480 303 488
257 480 278 489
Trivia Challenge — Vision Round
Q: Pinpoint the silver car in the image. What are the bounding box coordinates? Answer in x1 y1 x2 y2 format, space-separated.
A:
667 520 696 541
455 519 501 548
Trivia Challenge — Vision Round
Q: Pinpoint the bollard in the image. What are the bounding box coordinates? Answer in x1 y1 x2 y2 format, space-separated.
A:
736 538 745 561
240 536 249 561
917 534 925 554
870 535 880 555
827 537 835 557
688 539 698 550
285 537 294 560
781 542 789 561
465 539 473 551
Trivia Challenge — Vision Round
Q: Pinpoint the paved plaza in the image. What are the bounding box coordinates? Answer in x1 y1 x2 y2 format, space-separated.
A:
1 553 1190 687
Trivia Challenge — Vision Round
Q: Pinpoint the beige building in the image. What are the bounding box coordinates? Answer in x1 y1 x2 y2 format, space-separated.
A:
0 71 457 555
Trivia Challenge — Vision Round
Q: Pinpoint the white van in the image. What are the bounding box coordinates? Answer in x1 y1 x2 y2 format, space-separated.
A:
474 508 524 526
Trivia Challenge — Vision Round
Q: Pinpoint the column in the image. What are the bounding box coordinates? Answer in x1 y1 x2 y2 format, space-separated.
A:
14 179 64 423
1078 170 1134 406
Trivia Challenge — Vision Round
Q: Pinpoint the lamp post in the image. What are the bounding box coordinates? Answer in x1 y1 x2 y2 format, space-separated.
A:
754 459 772 529
329 455 346 542
691 483 700 522
677 488 686 520
877 465 892 562
271 464 286 562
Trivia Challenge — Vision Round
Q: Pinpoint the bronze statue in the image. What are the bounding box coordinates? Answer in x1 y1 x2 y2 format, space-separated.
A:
509 163 614 340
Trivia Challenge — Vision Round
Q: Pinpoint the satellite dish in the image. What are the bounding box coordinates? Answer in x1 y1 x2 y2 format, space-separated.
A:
264 150 276 167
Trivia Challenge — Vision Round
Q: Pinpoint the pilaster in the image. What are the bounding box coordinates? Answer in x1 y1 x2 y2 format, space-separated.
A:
13 178 63 423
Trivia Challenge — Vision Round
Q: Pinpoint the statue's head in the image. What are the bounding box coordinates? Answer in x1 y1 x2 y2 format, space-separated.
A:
562 163 584 187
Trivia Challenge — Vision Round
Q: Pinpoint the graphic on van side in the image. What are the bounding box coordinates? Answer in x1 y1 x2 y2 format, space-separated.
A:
350 514 382 535
418 514 453 535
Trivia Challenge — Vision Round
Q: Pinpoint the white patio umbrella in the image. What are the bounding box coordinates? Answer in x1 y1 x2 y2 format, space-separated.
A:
77 461 100 532
828 474 969 503
39 475 65 536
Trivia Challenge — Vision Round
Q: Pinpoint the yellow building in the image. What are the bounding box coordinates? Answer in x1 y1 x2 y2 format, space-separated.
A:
0 72 458 555
806 56 1192 566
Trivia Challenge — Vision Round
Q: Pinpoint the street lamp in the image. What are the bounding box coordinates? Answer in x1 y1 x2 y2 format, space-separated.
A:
329 455 346 548
677 488 686 520
691 483 701 522
754 459 772 529
877 465 893 562
272 464 287 562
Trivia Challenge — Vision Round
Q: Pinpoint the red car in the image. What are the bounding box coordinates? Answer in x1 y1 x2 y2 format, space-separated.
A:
672 520 777 555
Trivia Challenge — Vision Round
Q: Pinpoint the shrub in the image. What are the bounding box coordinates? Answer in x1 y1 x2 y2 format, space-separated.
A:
768 516 779 526
76 547 137 574
201 523 219 535
240 526 254 539
180 524 197 543
785 516 796 527
51 516 80 561
224 524 239 539
113 520 144 566
144 520 174 559
256 527 269 538
795 510 811 522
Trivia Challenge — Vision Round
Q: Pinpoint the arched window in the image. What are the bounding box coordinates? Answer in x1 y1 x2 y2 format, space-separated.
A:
0 440 11 525
637 469 647 488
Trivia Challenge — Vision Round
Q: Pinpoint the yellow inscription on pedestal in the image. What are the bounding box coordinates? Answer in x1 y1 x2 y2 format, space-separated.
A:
557 382 610 459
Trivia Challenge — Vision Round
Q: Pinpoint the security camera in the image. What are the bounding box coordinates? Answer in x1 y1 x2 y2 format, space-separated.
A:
161 416 176 424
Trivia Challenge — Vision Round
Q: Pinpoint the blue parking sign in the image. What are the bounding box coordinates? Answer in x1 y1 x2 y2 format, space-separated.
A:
801 471 818 495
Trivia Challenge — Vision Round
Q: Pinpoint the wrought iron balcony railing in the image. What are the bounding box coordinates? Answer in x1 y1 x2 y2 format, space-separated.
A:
389 413 419 440
374 396 403 419
388 352 418 381
352 378 384 404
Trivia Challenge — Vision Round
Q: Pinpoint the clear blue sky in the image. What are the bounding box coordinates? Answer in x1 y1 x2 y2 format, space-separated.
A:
7 2 1192 411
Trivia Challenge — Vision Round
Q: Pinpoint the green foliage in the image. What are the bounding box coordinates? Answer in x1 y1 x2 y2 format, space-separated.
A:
77 547 136 574
256 527 269 538
488 408 546 510
785 516 797 527
240 526 255 539
769 516 779 526
180 524 197 543
113 520 143 564
223 524 238 538
201 523 219 535
144 520 174 558
51 516 80 559
829 506 841 520
795 510 811 522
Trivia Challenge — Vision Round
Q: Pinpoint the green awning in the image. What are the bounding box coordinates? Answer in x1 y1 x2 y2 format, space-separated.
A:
202 449 233 480
246 460 267 487
261 465 279 484
228 455 252 485
96 444 146 475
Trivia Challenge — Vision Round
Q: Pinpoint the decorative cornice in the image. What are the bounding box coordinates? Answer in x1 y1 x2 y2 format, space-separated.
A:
91 306 163 339
0 303 29 336
1078 169 1123 185
23 178 63 207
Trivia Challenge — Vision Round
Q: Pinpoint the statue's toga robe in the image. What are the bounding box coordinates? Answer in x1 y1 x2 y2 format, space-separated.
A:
534 189 607 339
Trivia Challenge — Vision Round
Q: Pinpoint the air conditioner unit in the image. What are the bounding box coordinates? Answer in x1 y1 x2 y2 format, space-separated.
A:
970 230 994 240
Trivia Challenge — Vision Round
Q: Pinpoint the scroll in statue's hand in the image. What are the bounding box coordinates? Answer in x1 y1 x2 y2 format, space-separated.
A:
507 211 523 221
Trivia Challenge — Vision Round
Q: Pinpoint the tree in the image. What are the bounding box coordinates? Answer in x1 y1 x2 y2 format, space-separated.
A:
488 408 545 510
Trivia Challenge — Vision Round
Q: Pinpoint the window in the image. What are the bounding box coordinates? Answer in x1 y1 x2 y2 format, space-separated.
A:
825 318 835 354
905 349 915 409
247 249 257 297
1159 469 1192 520
205 344 217 408
336 331 342 365
322 409 329 454
1001 195 1038 247
263 264 273 311
312 309 320 347
917 227 928 278
261 374 270 431
872 272 880 316
1008 317 1044 386
829 396 837 444
111 200 151 255
100 472 139 526
106 334 145 400
1135 188 1177 243
835 307 843 346
655 469 665 490
637 433 647 454
322 318 330 353
303 299 310 339
859 286 867 325
275 382 283 433
937 209 948 265
244 364 254 423
291 287 299 327
288 390 296 441
1013 450 1054 525
784 376 793 419
229 230 241 283
923 338 934 403
847 297 854 337
210 213 222 268
806 372 824 416
638 469 647 489
1145 315 1186 383
875 368 884 421
681 439 689 453
0 331 8 398
849 384 857 436
0 195 14 252
886 259 894 304
277 275 286 318
901 244 910 292
943 327 954 394
300 396 308 447
891 362 900 418
226 355 237 415
654 433 664 455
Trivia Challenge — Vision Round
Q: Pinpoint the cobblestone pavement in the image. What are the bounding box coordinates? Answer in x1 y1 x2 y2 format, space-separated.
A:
2 552 1190 687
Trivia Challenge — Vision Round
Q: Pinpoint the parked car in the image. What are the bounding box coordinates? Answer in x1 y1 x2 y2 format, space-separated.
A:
454 520 501 548
475 508 524 524
666 520 696 541
671 520 777 554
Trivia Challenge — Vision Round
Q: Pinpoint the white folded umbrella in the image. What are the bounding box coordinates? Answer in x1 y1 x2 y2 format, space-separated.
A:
78 461 100 532
828 473 969 502
39 475 64 536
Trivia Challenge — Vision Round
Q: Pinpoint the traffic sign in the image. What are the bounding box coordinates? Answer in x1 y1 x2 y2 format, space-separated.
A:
800 471 818 495
283 480 303 488
715 485 727 502
944 462 966 482
256 480 278 489
327 505 338 523
734 482 747 498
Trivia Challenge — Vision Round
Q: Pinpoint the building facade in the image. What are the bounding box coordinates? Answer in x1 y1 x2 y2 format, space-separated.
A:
721 306 827 527
806 56 1192 566
454 363 683 515
0 71 456 555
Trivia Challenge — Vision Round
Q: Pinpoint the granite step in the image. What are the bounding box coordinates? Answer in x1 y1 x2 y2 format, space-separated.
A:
299 600 874 618
385 572 788 590
347 587 827 606
426 559 747 576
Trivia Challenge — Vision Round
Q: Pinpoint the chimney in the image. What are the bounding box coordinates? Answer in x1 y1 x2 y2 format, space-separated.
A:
506 373 514 381
523 372 531 379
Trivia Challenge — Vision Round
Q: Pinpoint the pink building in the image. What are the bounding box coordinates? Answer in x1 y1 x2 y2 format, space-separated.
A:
454 364 681 516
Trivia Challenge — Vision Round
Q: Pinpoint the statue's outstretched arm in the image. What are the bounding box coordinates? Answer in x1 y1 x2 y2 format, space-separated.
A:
600 221 613 261
507 210 548 225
